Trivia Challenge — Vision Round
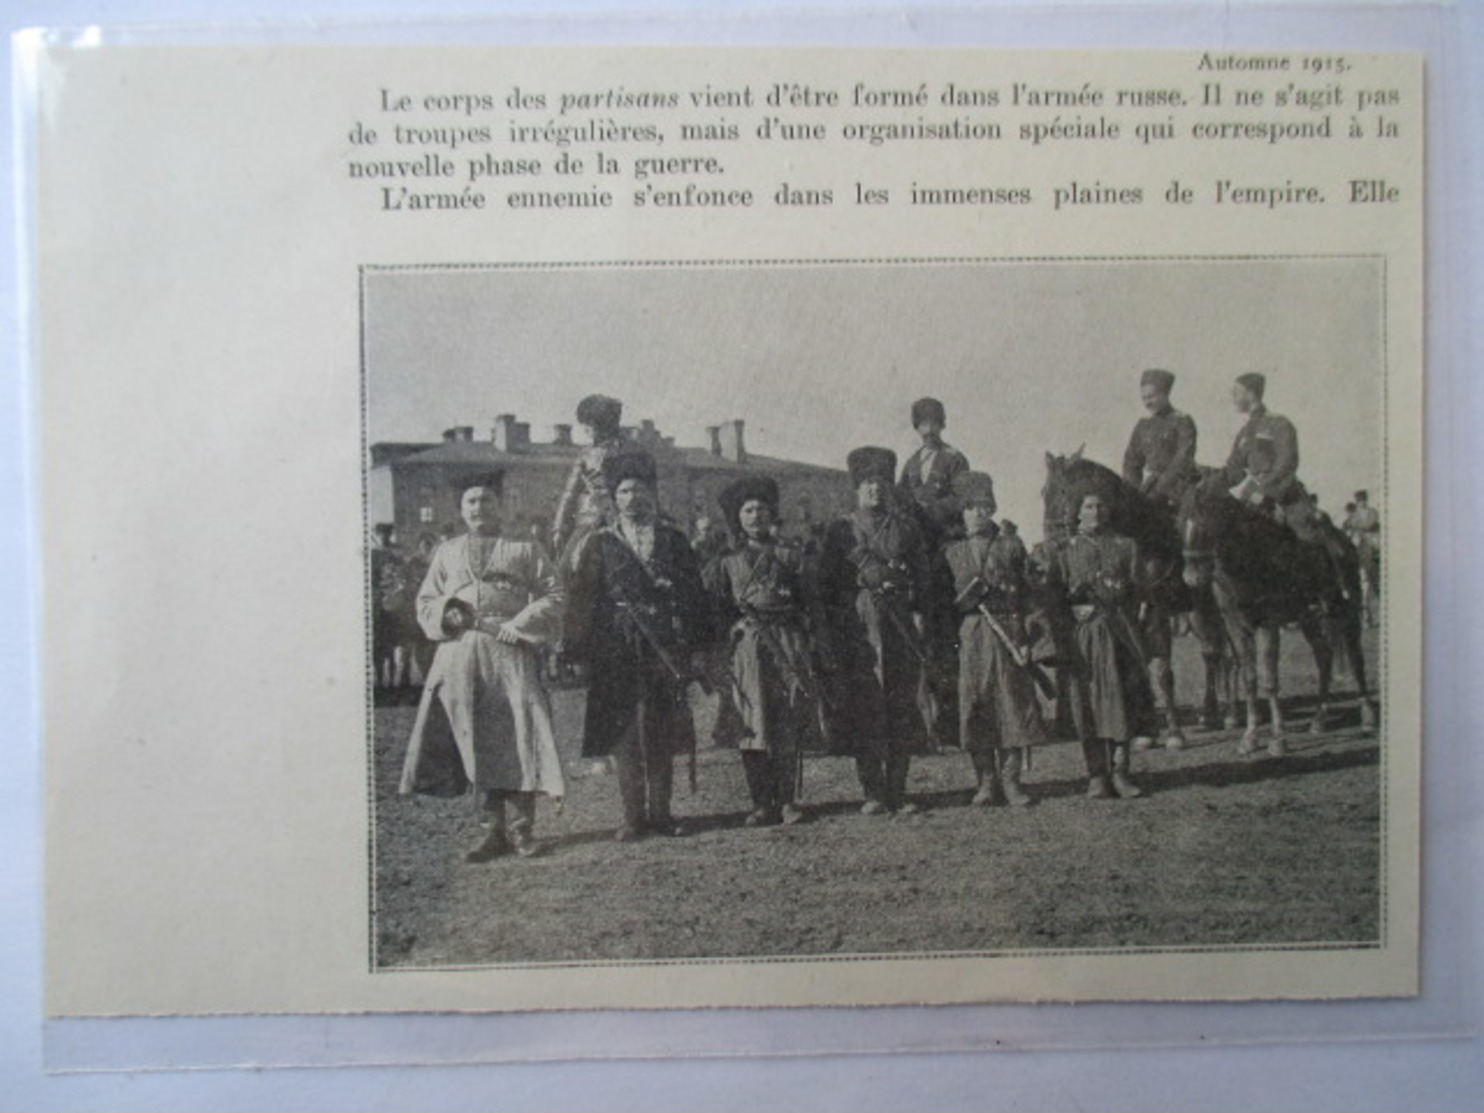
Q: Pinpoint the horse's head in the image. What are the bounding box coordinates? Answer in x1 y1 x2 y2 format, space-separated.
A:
1178 470 1240 588
1043 448 1127 542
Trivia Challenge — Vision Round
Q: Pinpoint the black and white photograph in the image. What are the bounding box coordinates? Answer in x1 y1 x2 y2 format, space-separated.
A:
364 258 1387 971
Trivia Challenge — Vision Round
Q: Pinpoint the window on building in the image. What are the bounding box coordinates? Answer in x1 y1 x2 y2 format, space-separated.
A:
419 506 434 523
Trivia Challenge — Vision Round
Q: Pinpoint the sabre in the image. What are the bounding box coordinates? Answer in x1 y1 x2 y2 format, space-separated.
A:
954 578 1058 701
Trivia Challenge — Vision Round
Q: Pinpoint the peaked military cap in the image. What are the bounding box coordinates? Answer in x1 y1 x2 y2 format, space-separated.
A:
718 475 781 534
602 448 657 492
373 521 397 540
847 446 898 487
910 397 947 428
1354 489 1369 501
575 393 623 429
951 470 998 511
1235 372 1267 398
1140 368 1175 392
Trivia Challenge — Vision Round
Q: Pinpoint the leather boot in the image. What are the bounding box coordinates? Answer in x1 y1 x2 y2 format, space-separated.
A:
466 797 510 862
1110 741 1143 799
1082 739 1111 798
970 752 998 806
1000 748 1032 807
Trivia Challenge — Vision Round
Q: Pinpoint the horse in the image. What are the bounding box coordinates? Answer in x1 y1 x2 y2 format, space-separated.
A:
1178 470 1377 753
1041 451 1234 743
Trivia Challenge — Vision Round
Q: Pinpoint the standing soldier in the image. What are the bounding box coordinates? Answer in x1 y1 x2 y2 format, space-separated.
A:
1121 368 1198 750
1041 490 1157 800
710 475 825 827
397 475 566 861
820 446 933 815
898 396 971 751
371 522 409 700
565 451 714 841
939 472 1051 806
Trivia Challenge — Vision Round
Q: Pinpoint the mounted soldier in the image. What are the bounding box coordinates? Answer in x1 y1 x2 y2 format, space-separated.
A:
1121 368 1198 750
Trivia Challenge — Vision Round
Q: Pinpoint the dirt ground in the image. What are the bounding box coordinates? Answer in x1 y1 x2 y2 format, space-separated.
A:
371 629 1382 968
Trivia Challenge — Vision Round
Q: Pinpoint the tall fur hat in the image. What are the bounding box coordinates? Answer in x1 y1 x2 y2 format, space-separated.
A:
601 449 657 492
951 471 997 513
1235 372 1267 399
718 475 780 535
1140 368 1175 393
910 397 947 428
847 446 898 487
575 394 623 429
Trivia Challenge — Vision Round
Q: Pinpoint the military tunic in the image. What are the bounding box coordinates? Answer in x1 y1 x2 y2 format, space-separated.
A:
1222 405 1302 506
1122 407 1198 508
710 538 821 755
550 437 644 576
1043 529 1156 743
565 519 712 760
941 528 1051 757
898 441 971 540
398 535 566 798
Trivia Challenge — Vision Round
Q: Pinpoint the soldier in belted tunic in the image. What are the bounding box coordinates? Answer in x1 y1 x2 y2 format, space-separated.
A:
819 446 933 815
1040 490 1157 800
550 394 640 578
398 475 566 861
1122 368 1198 513
709 475 826 827
938 472 1051 807
565 451 714 842
1220 373 1316 535
1122 368 1197 751
898 397 973 544
1221 372 1353 589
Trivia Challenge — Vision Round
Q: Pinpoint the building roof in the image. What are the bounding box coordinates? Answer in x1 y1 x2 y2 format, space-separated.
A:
369 440 845 477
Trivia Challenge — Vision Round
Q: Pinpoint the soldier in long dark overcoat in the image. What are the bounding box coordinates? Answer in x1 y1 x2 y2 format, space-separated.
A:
1040 490 1157 800
938 472 1051 806
565 451 714 841
708 475 826 827
819 446 933 815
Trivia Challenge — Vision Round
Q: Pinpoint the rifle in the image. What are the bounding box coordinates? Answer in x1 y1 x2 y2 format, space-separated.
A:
615 601 712 793
954 578 1057 701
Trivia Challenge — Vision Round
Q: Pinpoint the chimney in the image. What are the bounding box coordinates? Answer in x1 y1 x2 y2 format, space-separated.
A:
706 425 722 457
444 425 474 443
638 418 659 446
492 413 530 452
552 423 573 446
719 419 747 463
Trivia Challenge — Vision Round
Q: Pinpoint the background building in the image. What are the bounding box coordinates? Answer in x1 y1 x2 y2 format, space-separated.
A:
368 415 856 544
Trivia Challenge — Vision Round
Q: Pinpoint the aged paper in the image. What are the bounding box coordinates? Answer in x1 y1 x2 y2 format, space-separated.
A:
34 45 1420 1015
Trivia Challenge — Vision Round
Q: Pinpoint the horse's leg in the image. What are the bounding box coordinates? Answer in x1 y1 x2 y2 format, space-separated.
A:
1255 623 1287 756
1301 608 1334 735
1228 619 1261 756
1190 598 1232 730
1343 598 1379 730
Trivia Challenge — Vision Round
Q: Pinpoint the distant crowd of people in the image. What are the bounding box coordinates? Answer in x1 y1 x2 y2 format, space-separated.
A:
377 377 1379 862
